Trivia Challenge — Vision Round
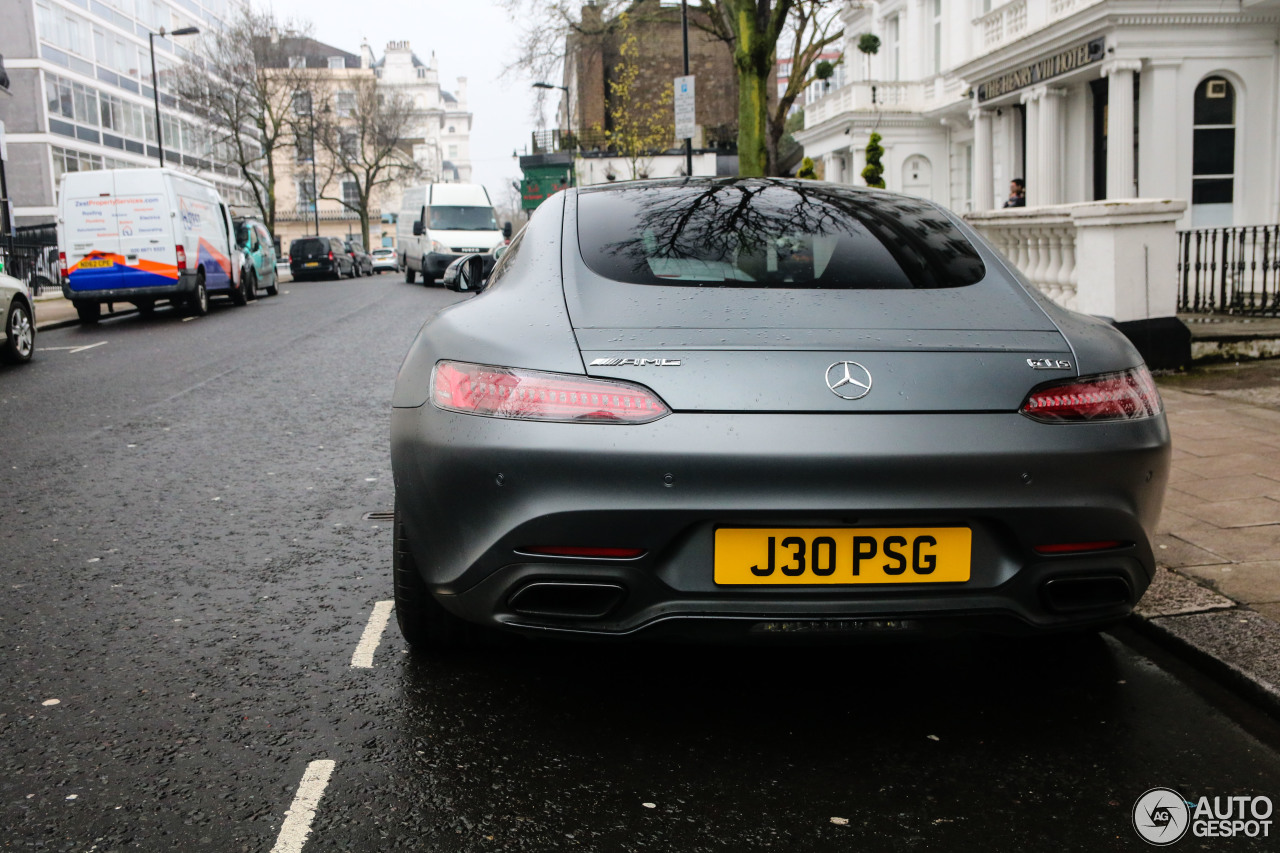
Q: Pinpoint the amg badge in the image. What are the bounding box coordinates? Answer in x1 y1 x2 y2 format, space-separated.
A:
590 357 683 367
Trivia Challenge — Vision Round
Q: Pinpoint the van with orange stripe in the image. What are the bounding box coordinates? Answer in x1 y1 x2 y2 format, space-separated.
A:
57 168 245 323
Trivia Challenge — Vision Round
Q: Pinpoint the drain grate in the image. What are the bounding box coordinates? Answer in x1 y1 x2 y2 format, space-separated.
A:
363 510 395 522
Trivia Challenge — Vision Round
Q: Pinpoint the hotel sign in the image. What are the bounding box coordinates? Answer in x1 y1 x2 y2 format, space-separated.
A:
976 37 1106 102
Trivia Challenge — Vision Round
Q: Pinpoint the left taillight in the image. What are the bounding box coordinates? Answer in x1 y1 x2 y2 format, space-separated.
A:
58 252 68 281
175 245 187 270
1020 366 1162 423
431 360 670 424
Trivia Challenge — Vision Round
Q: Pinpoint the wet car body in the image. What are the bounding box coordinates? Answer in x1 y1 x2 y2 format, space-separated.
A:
390 179 1171 648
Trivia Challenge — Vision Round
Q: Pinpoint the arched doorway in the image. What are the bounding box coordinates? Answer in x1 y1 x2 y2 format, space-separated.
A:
903 155 932 199
1191 76 1236 227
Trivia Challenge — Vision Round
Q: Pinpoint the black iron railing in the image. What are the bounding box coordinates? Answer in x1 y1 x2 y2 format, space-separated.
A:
1178 225 1280 315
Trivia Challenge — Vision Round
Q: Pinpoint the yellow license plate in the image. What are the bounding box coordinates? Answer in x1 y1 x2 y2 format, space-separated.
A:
78 259 113 268
714 527 971 585
305 261 319 267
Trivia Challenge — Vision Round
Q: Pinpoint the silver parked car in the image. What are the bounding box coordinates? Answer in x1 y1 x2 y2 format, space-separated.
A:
371 247 398 274
1 272 35 364
390 179 1170 650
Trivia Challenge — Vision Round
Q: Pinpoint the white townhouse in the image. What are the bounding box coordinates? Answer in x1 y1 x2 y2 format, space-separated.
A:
796 0 1280 229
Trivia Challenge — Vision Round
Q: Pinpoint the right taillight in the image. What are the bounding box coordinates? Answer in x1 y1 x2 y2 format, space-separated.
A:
175 245 187 270
431 360 670 424
1020 366 1162 423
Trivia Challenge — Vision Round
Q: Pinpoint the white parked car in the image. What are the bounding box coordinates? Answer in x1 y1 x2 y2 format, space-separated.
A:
1 272 35 364
370 248 398 273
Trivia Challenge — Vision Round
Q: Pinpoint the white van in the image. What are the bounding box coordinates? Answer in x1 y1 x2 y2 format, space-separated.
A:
396 183 511 284
58 168 244 322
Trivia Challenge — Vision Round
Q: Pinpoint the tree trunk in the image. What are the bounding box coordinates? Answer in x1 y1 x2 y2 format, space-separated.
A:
264 156 277 235
736 53 770 176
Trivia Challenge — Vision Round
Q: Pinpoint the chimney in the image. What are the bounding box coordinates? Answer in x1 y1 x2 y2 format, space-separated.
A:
269 27 279 44
455 76 468 109
360 39 375 69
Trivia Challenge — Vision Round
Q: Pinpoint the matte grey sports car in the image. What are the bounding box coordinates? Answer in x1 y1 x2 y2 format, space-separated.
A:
390 178 1170 649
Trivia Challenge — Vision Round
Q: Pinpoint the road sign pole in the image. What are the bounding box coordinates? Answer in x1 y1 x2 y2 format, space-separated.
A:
681 1 692 177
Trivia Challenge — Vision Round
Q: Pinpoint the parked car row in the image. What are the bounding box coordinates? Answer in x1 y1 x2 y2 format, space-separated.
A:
56 168 282 324
288 237 387 280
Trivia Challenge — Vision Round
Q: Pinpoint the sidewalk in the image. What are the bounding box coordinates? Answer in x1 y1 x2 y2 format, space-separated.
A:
1132 376 1280 713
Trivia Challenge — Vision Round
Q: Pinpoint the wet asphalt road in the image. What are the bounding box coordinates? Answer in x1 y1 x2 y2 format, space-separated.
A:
3 278 1280 851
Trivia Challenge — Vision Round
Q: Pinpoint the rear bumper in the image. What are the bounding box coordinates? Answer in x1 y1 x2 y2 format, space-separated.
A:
291 261 337 278
391 408 1171 639
63 271 198 303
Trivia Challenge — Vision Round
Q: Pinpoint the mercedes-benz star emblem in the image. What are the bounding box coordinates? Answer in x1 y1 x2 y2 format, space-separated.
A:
825 361 873 400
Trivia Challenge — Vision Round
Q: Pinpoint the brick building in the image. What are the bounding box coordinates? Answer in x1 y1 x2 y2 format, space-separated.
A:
565 0 742 152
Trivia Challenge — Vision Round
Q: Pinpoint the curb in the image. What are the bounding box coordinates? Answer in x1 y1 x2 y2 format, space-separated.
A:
37 307 138 333
1129 568 1280 719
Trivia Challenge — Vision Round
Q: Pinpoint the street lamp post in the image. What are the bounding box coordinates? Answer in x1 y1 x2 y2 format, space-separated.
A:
532 81 573 186
148 26 200 168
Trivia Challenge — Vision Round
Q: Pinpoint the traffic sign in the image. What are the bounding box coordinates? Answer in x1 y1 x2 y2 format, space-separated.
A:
674 75 695 141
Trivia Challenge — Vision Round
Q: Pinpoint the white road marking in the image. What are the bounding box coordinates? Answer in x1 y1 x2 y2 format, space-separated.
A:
39 341 108 353
181 316 197 323
350 600 394 668
269 760 336 853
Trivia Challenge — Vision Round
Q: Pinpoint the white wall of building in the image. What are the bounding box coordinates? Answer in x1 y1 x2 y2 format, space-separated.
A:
795 0 1280 229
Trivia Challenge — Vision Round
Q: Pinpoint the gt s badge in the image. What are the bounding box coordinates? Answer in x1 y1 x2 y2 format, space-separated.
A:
590 357 682 367
1027 358 1072 370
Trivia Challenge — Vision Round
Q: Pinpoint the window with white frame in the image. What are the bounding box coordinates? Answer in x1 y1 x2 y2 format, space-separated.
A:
341 181 360 207
887 15 900 81
336 91 356 118
933 0 943 75
328 56 346 70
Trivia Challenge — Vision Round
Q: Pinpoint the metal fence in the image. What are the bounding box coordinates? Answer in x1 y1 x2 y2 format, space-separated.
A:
1 224 60 296
1178 225 1280 315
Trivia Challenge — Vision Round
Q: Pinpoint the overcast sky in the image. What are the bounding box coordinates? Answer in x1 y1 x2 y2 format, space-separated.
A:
264 0 547 208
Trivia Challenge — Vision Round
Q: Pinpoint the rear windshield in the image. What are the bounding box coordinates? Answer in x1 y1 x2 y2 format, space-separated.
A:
576 180 985 289
429 205 499 231
291 238 327 254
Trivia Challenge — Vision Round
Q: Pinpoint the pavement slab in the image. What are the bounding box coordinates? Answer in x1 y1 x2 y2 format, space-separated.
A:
1143 365 1280 717
1178 561 1280 606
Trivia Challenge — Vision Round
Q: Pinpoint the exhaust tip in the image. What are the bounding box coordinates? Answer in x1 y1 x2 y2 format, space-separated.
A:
508 582 627 620
1041 575 1132 613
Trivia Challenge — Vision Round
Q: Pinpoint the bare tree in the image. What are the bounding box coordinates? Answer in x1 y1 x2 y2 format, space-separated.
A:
692 0 843 177
500 0 842 177
309 77 423 248
176 7 313 234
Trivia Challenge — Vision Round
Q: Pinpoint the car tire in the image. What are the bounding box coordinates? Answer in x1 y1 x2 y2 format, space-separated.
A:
190 274 209 317
394 508 475 651
231 272 248 306
405 264 416 284
2 298 35 363
265 272 279 297
75 301 101 324
244 270 258 302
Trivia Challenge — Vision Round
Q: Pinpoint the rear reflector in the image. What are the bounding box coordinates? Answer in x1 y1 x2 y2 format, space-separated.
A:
432 360 670 424
1020 366 1161 423
1034 541 1125 555
520 546 645 559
